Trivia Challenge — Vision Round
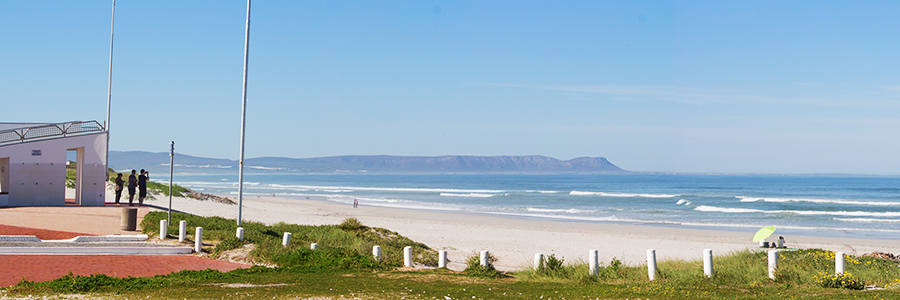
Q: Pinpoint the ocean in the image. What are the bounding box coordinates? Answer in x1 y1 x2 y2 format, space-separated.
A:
160 174 900 240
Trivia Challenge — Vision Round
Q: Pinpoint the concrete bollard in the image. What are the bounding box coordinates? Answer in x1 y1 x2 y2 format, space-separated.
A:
647 249 657 281
310 242 318 250
439 250 448 268
236 227 244 241
768 250 778 280
120 208 137 231
835 252 845 275
282 232 291 247
179 220 187 242
159 220 167 240
404 246 413 267
703 249 714 278
480 250 490 267
534 253 544 270
194 227 203 253
373 246 382 262
589 249 599 276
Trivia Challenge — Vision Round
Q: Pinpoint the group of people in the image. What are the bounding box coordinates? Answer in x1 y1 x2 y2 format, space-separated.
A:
113 169 149 206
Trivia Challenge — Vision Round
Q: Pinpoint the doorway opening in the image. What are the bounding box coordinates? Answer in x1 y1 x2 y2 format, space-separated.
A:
65 148 84 205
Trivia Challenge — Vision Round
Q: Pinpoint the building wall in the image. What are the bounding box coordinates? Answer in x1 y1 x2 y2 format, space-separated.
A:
0 133 107 206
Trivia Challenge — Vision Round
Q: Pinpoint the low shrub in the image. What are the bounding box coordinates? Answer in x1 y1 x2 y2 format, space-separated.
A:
463 252 503 278
814 271 865 290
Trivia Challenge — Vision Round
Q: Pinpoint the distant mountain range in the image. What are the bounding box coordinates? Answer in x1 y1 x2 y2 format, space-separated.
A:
109 151 626 174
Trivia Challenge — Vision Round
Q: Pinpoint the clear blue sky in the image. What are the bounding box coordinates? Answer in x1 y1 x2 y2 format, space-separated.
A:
3 1 899 174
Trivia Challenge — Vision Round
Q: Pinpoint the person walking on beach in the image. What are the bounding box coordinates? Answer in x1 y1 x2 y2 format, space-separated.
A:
138 169 149 206
127 170 138 206
353 198 358 208
114 173 124 205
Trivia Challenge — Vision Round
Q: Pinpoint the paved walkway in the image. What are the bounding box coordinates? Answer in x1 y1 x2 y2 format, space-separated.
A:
0 205 251 288
0 224 93 240
0 255 249 287
0 205 151 236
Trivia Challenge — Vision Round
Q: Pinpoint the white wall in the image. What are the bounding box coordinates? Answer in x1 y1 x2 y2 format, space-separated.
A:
0 132 107 206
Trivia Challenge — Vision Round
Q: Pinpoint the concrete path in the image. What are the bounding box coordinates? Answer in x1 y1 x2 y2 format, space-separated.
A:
0 205 151 236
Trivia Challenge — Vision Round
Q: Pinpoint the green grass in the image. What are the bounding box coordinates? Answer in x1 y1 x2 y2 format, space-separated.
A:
6 213 900 299
142 211 436 268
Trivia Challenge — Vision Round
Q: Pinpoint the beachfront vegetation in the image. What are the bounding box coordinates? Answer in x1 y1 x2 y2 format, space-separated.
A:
142 211 437 268
5 214 900 299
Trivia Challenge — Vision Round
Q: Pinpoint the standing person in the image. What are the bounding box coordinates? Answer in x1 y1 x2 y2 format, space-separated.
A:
114 173 124 205
127 170 138 206
353 198 358 208
138 169 149 206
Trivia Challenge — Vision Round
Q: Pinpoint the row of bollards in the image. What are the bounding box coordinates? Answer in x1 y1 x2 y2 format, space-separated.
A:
528 248 847 281
159 222 849 277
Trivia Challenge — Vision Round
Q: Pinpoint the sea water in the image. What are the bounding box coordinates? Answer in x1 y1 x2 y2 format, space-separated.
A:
162 174 900 239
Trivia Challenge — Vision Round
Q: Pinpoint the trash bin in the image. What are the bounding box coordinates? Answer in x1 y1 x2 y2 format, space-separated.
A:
121 208 137 231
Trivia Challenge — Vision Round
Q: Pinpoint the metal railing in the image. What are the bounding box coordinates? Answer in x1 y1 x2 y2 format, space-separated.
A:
0 121 105 146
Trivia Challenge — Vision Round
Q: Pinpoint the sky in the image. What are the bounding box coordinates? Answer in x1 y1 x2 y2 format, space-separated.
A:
2 1 900 175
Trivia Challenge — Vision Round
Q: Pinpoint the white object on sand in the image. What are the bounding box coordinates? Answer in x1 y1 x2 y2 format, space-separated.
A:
768 250 778 279
647 249 657 281
179 220 187 242
282 232 291 247
373 245 382 262
404 246 413 267
159 220 167 240
194 227 202 253
439 250 447 268
836 251 845 274
534 253 543 270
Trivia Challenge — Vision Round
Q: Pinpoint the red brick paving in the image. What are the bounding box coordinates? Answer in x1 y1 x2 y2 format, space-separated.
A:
0 255 251 287
0 224 95 240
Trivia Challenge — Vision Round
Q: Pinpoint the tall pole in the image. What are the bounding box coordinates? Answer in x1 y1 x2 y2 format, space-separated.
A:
168 141 174 223
237 0 251 226
105 0 116 180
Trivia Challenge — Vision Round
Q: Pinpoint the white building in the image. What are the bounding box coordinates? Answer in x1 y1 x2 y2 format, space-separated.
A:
0 121 108 206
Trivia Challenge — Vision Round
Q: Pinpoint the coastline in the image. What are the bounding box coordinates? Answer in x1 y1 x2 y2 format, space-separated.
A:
140 192 898 271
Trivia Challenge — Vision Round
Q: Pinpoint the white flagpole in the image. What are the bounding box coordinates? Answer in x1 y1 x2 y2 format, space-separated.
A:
237 0 251 226
105 0 115 184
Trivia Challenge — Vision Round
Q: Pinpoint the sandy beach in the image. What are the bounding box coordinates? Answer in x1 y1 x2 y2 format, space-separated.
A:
125 189 898 272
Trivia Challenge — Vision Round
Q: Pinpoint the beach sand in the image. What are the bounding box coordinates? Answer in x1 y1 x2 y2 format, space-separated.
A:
133 191 897 271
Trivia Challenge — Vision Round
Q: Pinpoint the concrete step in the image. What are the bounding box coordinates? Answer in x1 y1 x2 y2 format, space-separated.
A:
0 236 193 254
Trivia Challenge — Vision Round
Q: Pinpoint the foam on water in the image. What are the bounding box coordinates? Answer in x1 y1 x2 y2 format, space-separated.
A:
834 218 900 223
268 183 504 194
695 205 900 217
439 193 495 198
525 207 585 213
570 191 678 198
737 196 900 206
676 199 692 206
